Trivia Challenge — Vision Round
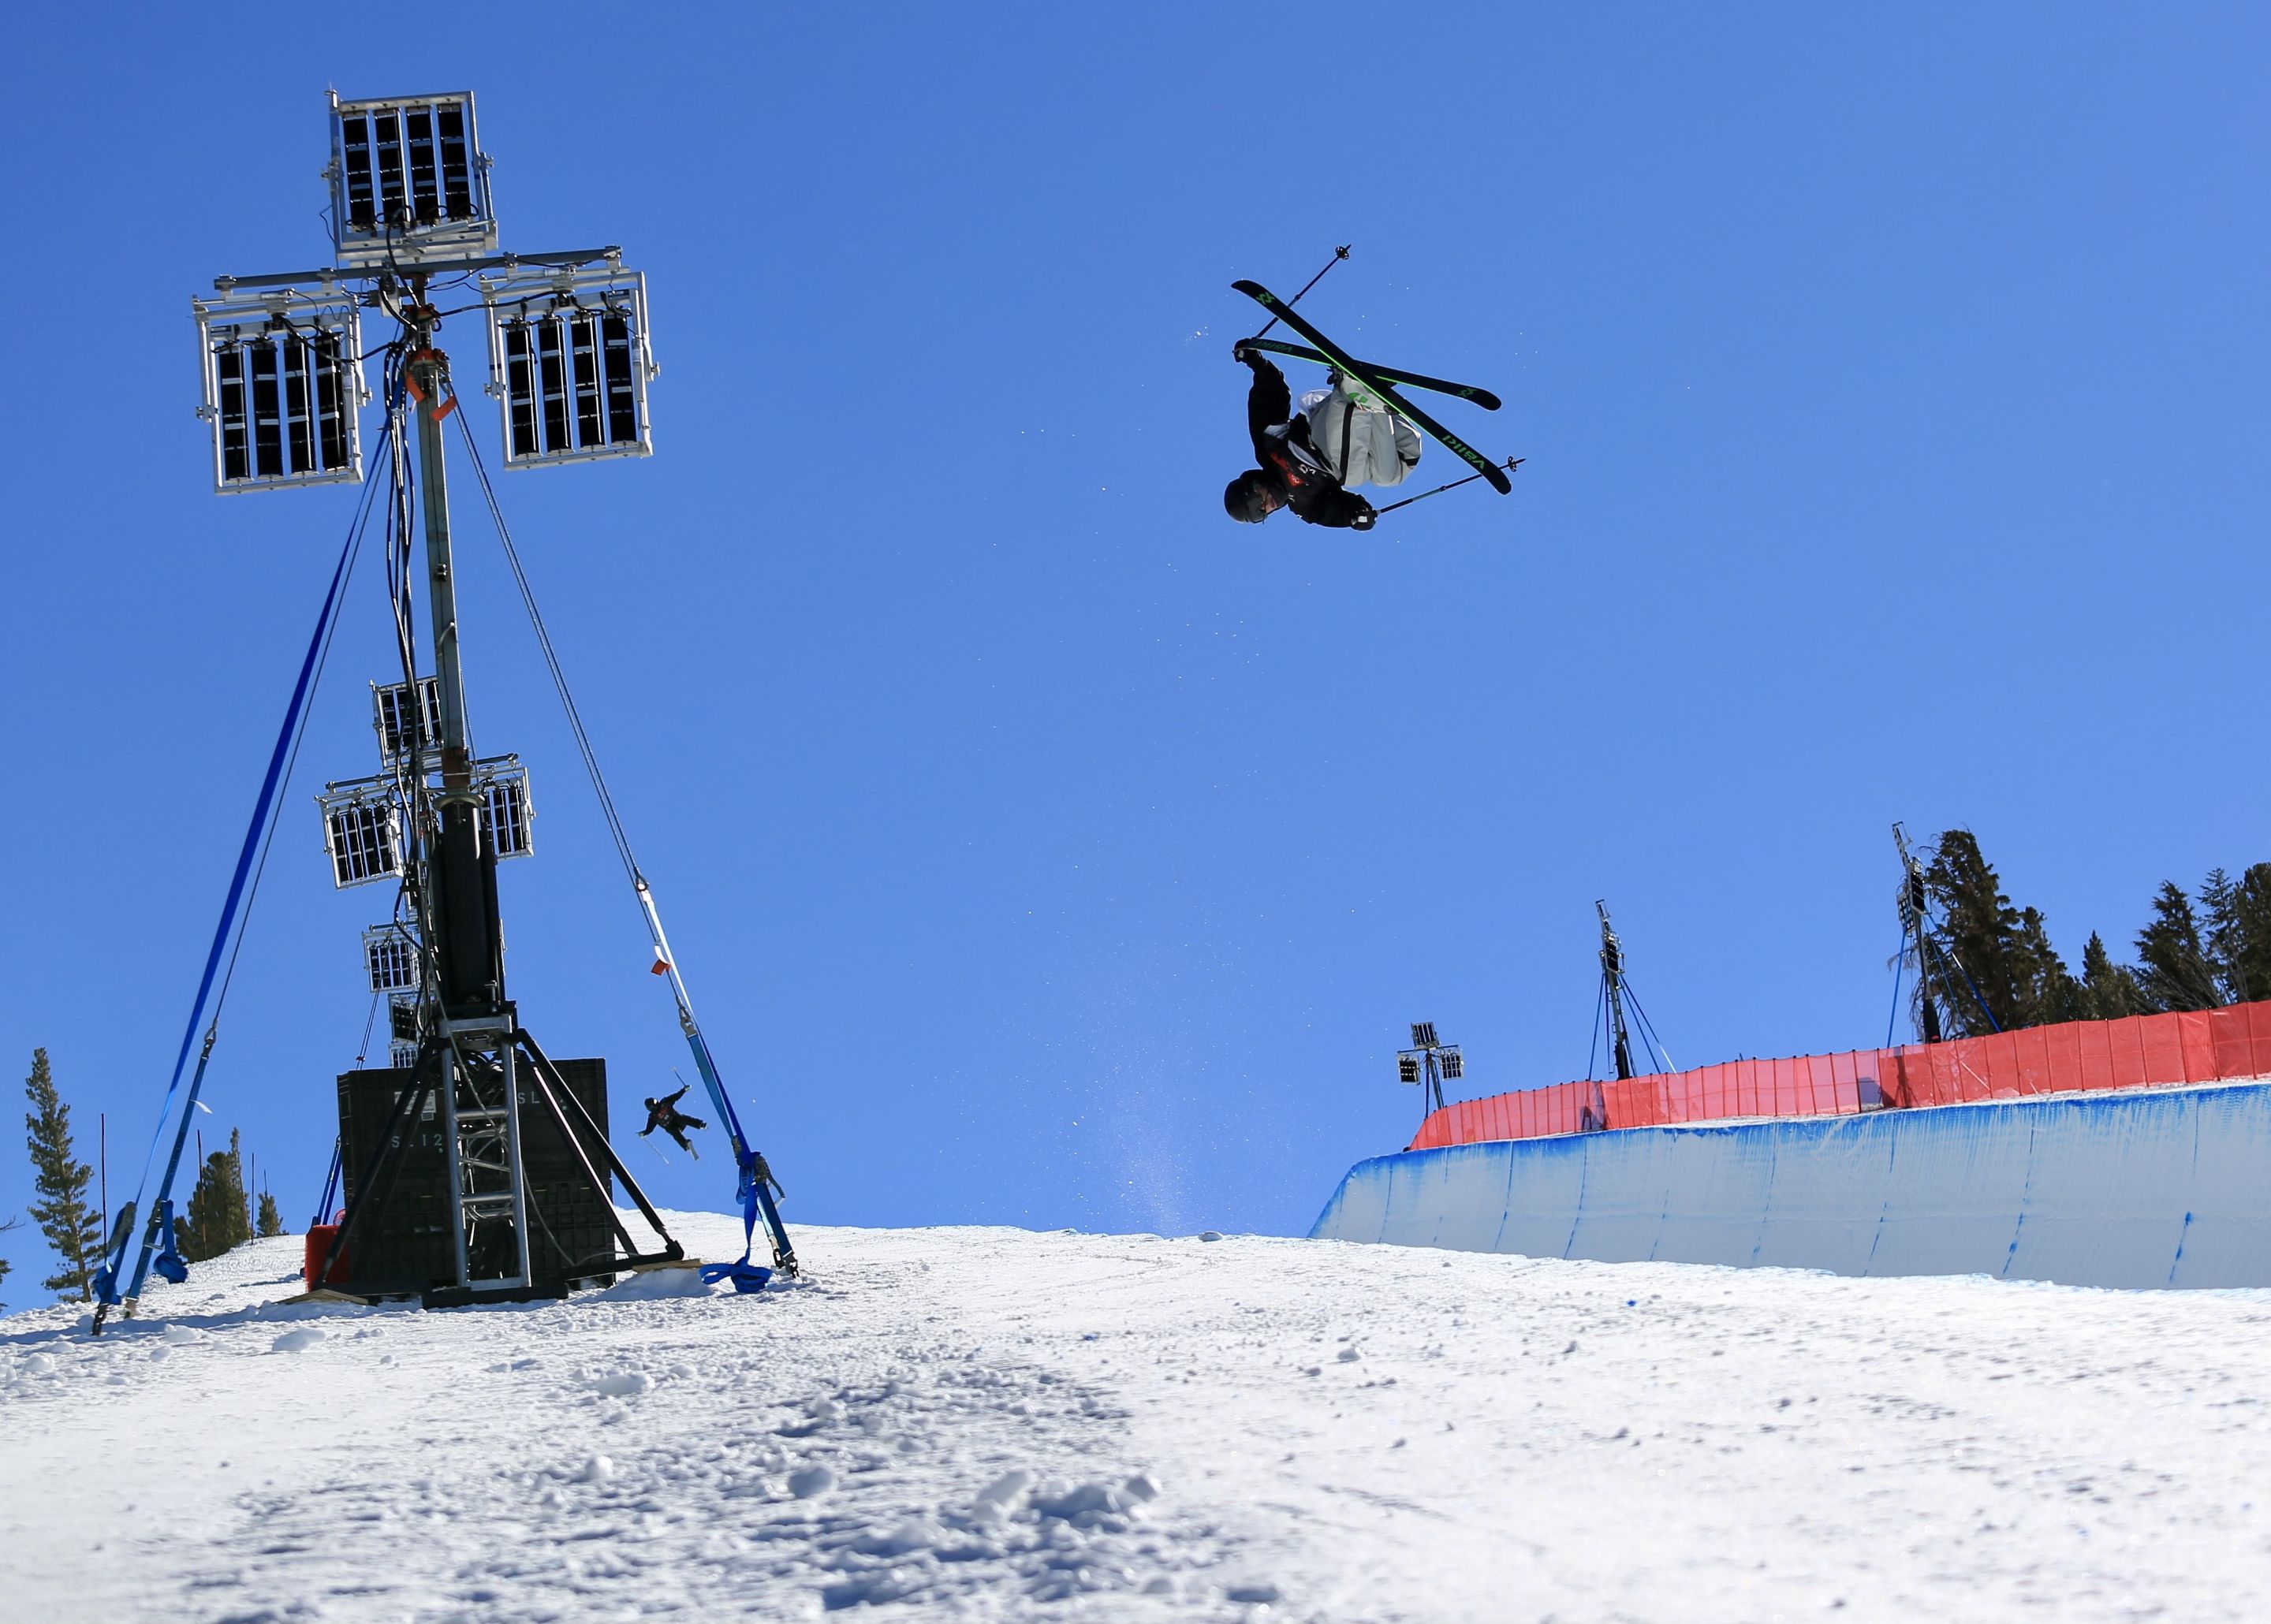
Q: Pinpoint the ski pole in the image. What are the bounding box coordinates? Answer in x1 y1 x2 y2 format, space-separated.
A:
1248 244 1350 341
1374 457 1523 516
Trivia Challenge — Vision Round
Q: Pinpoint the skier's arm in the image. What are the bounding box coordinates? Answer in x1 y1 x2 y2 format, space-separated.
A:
1296 486 1378 530
1238 349 1292 446
662 1085 688 1108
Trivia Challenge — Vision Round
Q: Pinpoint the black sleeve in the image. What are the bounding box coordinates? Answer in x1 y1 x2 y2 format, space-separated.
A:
1244 356 1291 458
1295 486 1376 528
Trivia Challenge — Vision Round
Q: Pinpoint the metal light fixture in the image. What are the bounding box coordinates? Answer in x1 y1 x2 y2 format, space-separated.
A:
363 925 420 993
479 261 656 467
372 678 443 771
319 780 404 888
472 757 535 859
192 287 366 494
1397 1022 1461 1116
327 91 497 268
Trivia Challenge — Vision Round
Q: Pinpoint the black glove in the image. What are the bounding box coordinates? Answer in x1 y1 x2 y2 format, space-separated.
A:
1233 341 1262 366
1352 508 1376 531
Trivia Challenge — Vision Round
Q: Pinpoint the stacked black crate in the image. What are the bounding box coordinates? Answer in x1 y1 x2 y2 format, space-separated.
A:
521 1057 617 1288
334 1066 453 1293
334 1056 617 1294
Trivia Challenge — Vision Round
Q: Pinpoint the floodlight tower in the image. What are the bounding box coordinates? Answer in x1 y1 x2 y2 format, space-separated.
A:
1396 1021 1462 1122
184 92 674 1306
1597 901 1638 1082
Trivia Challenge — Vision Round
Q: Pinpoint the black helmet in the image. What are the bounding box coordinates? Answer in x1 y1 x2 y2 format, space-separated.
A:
1224 469 1281 523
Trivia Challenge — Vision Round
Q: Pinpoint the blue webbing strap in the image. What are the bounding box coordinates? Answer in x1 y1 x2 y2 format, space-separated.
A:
95 446 382 1317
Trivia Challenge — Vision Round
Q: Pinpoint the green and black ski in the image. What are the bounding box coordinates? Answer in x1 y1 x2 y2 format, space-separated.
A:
1239 337 1501 412
1232 280 1513 495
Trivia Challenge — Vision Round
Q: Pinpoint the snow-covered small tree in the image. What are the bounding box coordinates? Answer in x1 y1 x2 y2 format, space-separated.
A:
24 1048 103 1300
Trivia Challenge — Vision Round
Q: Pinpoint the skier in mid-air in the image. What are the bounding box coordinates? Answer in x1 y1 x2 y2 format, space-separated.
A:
1222 344 1422 529
640 1086 707 1157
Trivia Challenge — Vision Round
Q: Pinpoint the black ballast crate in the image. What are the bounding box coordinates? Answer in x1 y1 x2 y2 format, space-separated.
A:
334 1056 616 1294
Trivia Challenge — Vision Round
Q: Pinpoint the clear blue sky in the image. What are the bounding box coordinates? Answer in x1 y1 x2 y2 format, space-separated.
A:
4 6 2267 1298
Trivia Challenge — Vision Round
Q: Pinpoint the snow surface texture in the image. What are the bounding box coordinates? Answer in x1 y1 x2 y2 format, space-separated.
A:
8 1215 2271 1621
1316 1080 2271 1288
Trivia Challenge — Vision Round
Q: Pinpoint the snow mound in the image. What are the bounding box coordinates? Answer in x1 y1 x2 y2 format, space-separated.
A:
6 1216 2271 1622
593 1264 718 1300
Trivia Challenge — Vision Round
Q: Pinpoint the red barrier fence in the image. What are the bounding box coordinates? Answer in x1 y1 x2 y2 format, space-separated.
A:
1409 999 2271 1151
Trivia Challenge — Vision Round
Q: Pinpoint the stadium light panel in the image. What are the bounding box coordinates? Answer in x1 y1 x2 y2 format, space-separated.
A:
372 678 442 771
1439 1049 1464 1081
472 757 535 860
192 287 367 494
1411 1022 1438 1049
363 926 420 993
1397 1056 1422 1085
480 263 656 467
327 91 497 268
389 993 420 1042
318 780 403 888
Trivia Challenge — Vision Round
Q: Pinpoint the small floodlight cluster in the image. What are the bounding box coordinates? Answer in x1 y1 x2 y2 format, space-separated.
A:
328 91 496 267
320 782 404 889
1395 1021 1463 1091
362 925 420 993
473 758 535 859
192 289 367 494
373 678 443 770
480 264 656 467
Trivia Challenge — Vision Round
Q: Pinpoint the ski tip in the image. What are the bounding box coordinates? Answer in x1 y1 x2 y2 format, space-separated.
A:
1230 278 1273 301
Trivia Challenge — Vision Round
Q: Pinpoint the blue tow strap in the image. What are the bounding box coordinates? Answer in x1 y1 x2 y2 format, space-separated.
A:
94 440 381 1320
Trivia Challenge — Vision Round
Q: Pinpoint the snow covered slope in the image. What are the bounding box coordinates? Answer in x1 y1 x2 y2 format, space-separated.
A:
7 1214 2271 1621
1316 1081 2271 1288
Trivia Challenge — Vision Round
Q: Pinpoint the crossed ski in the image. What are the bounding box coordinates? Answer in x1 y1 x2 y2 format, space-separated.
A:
1237 337 1501 413
1232 280 1513 495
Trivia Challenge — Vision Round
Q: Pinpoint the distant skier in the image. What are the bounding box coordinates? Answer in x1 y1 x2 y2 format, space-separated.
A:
640 1086 707 1157
1222 345 1421 529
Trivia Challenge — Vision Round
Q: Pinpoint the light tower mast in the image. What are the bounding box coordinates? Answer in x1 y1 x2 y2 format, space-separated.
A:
153 92 675 1310
1598 900 1637 1082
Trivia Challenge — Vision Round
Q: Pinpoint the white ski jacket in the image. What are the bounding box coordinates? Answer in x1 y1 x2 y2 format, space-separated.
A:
1300 383 1423 490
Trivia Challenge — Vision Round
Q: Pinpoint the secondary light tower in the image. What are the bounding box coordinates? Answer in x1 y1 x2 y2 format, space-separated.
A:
186 91 673 1306
1397 1021 1463 1122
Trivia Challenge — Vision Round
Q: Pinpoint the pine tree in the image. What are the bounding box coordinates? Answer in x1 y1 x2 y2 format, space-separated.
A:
177 1127 252 1264
2135 881 2224 1013
2202 864 2271 1005
1923 830 2073 1034
255 1190 284 1238
2078 931 2149 1020
24 1048 103 1300
0 1214 16 1308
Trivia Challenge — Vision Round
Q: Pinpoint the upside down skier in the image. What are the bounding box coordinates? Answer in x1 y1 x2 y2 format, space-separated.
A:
640 1086 707 1157
1222 345 1422 529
